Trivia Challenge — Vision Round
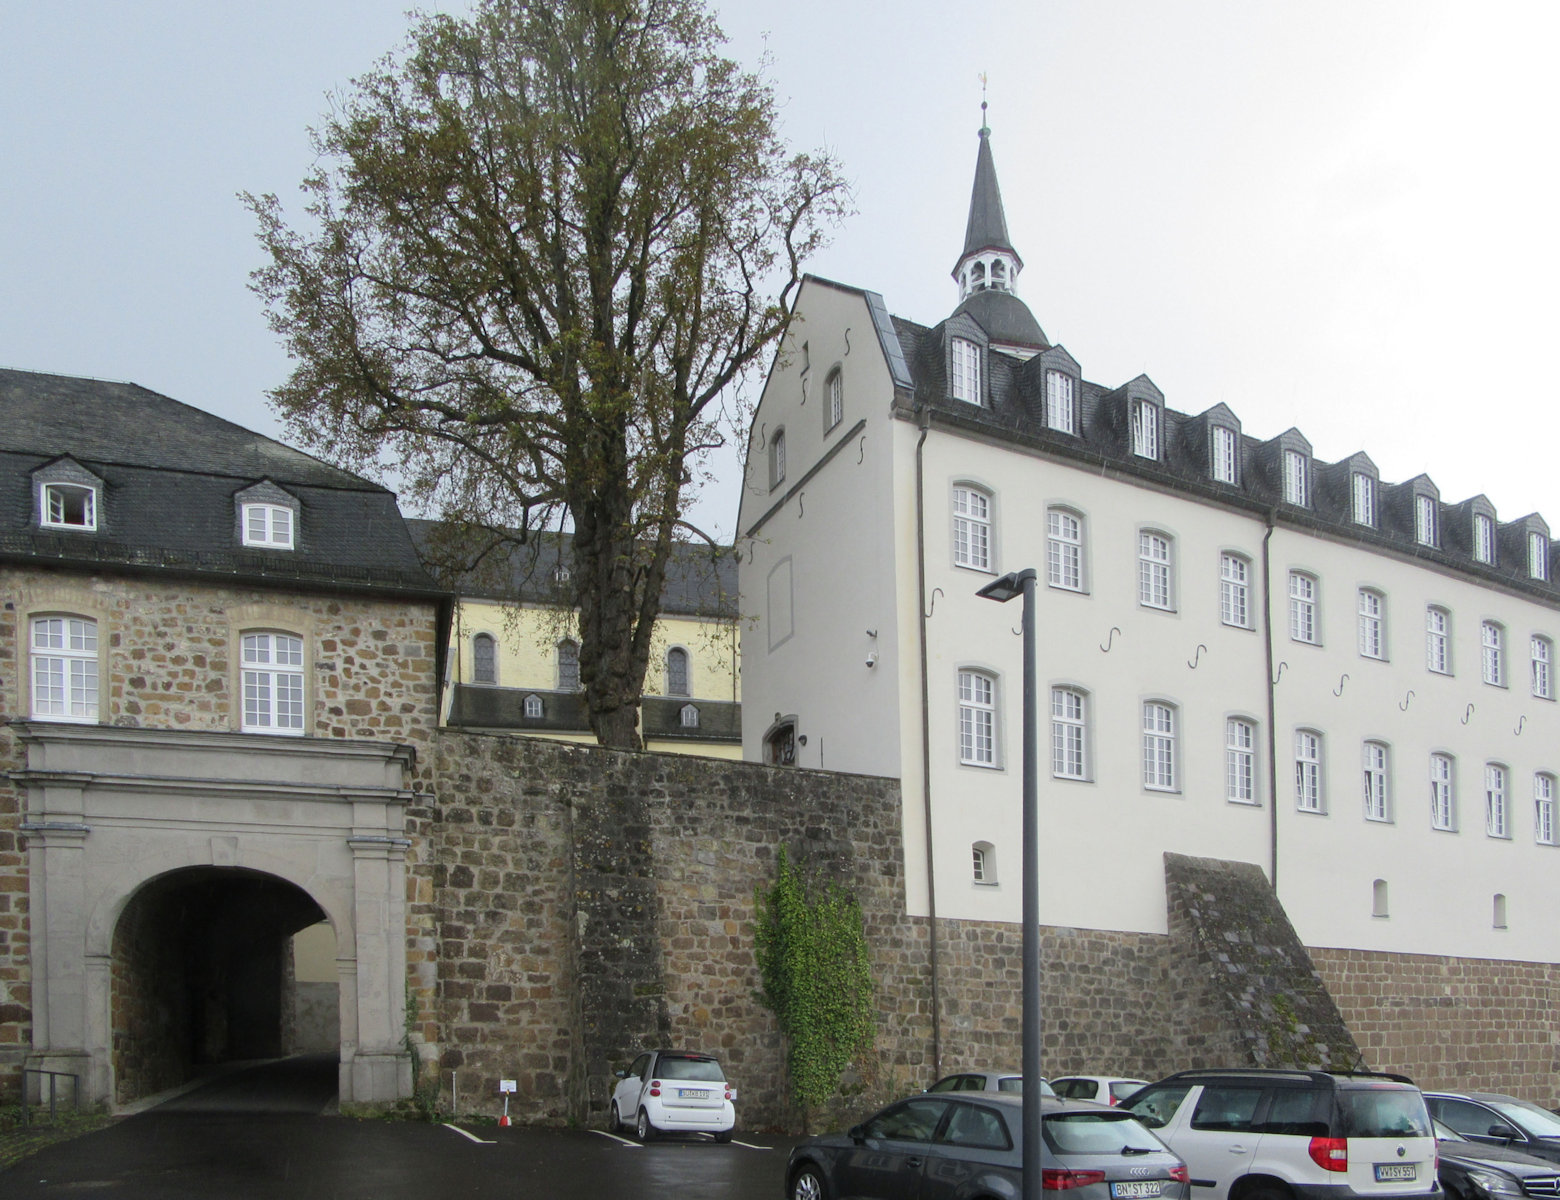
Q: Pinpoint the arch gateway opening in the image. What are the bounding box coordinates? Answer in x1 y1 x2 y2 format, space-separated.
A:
12 722 415 1108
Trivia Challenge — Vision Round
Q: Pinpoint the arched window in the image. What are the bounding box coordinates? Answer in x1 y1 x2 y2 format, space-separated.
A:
1046 508 1084 592
1357 589 1386 660
30 614 99 722
1142 702 1177 791
1138 531 1174 611
1430 753 1456 830
972 841 996 885
1363 741 1390 822
1294 729 1324 812
1493 893 1508 930
1486 763 1510 838
557 638 581 690
472 632 497 684
1536 773 1557 845
958 670 999 768
1226 718 1257 804
953 486 993 572
1289 572 1319 644
826 369 844 432
241 631 305 735
1050 687 1088 780
1482 621 1505 686
1425 606 1451 674
769 428 787 490
949 338 982 405
666 647 690 696
1372 879 1389 919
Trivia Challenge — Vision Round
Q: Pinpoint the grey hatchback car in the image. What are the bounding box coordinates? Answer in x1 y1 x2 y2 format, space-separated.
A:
785 1092 1189 1200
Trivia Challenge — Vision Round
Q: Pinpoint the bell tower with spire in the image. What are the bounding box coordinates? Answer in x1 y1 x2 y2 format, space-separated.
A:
949 96 1048 354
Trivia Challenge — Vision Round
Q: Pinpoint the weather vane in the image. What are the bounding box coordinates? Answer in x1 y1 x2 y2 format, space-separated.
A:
979 72 990 134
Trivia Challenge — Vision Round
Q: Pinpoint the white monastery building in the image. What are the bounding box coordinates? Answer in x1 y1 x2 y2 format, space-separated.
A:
736 122 1560 971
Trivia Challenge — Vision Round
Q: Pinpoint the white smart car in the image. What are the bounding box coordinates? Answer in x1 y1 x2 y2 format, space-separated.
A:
610 1049 736 1142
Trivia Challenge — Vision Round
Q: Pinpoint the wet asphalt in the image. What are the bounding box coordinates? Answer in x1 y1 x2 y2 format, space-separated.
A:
0 1057 799 1199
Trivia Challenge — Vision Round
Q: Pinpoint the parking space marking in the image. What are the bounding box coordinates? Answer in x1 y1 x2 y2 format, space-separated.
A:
591 1130 644 1149
731 1139 771 1150
442 1124 496 1145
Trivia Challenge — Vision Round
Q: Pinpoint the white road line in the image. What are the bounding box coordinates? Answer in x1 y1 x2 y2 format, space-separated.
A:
590 1130 644 1148
442 1123 496 1145
731 1139 771 1150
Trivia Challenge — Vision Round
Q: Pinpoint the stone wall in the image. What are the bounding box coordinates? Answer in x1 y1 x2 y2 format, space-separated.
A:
1311 948 1560 1106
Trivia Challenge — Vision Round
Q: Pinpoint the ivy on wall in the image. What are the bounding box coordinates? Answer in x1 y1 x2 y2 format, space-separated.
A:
753 848 875 1114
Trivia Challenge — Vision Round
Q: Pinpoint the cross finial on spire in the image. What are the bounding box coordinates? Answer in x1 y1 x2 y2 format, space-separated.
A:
979 72 989 136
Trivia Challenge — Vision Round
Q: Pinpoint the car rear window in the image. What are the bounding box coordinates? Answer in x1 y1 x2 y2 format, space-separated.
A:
1340 1089 1431 1138
655 1055 725 1082
1053 1079 1094 1099
1044 1111 1166 1155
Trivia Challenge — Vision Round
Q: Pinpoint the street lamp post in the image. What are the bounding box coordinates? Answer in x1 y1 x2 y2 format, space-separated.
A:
976 568 1040 1200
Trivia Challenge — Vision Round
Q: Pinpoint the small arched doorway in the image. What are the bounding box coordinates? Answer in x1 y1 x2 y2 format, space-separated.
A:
110 867 334 1103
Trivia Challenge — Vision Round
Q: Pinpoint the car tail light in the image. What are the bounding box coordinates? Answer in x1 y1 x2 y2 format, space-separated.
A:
724 1086 734 1101
648 1080 661 1097
1308 1137 1348 1172
1170 1166 1189 1185
1043 1170 1108 1190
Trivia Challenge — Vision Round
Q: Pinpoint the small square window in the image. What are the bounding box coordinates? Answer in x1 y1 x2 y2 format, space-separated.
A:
243 503 295 549
42 483 97 530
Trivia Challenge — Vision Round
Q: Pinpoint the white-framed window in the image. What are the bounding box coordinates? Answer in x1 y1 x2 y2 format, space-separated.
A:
1482 620 1505 686
1294 729 1324 813
953 486 993 572
1533 635 1554 700
1363 740 1390 822
958 670 999 768
950 337 982 404
1474 513 1495 565
1357 589 1385 660
1046 508 1084 592
1415 494 1437 547
666 646 690 696
1486 763 1510 838
769 428 786 489
557 638 581 690
1426 606 1451 674
1142 701 1177 792
1535 773 1556 845
972 841 996 885
242 503 295 549
241 631 305 735
41 482 98 531
1530 531 1550 581
1372 879 1389 918
1351 473 1375 527
30 615 99 722
1131 400 1158 460
1046 370 1076 434
679 702 700 728
825 368 843 432
1430 752 1456 831
1283 450 1308 507
1289 571 1318 644
523 693 544 719
1212 426 1238 484
1220 553 1251 629
1138 531 1173 611
1226 718 1257 805
472 632 497 684
1050 686 1088 780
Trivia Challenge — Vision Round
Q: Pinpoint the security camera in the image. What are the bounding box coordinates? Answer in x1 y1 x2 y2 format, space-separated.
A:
865 652 878 668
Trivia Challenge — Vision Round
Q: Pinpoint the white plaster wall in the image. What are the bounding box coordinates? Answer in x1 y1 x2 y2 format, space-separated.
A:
1267 528 1560 963
913 435 1273 933
737 279 904 777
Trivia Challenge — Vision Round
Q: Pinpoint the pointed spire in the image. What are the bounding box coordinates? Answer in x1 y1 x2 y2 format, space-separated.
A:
959 123 1020 270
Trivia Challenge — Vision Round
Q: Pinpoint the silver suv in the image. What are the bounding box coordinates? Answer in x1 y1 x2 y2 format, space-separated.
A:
1120 1069 1440 1200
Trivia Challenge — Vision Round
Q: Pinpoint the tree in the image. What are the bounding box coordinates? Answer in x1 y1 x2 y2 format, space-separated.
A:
246 0 846 747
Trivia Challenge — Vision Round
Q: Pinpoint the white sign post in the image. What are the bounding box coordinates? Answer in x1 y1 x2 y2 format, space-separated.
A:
499 1078 516 1126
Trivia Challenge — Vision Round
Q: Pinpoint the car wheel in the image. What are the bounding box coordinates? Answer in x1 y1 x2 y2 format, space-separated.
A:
790 1165 829 1200
714 1129 732 1144
608 1101 622 1134
636 1107 656 1142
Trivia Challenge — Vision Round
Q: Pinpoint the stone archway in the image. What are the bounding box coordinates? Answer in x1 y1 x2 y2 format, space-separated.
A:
11 721 415 1108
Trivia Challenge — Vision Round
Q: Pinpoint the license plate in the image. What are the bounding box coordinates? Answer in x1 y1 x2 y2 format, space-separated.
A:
1111 1182 1164 1198
679 1088 710 1099
1375 1164 1417 1182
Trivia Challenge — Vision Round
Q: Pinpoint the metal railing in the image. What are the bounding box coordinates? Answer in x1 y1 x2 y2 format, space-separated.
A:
21 1069 79 1127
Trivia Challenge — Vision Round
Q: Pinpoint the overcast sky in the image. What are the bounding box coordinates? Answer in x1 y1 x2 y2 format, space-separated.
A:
4 1 1556 542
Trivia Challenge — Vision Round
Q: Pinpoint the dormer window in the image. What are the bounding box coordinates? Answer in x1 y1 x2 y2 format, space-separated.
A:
1530 531 1550 581
1045 370 1076 434
679 703 700 729
1416 495 1438 547
950 338 982 405
1283 450 1309 507
523 693 544 719
242 503 294 549
1131 400 1158 460
1212 426 1238 484
42 483 97 530
1352 473 1376 527
1474 514 1495 564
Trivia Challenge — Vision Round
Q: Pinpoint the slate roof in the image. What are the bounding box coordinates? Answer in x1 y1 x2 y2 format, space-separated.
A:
0 368 443 596
404 519 738 619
